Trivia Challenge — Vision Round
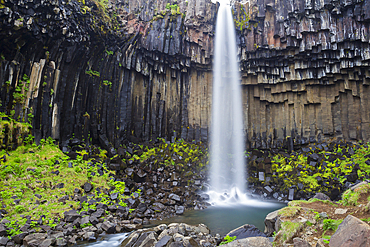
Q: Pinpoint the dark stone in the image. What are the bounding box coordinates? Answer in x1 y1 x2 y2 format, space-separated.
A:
90 216 99 225
83 183 93 193
110 193 118 200
0 237 9 245
137 203 147 214
101 221 116 234
156 235 172 247
13 232 28 244
56 183 64 189
63 210 80 222
91 209 105 218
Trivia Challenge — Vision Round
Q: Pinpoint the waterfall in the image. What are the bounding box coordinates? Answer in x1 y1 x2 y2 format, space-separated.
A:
208 1 247 204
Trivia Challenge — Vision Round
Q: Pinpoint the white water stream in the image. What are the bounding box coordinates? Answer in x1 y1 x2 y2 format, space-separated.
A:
208 1 248 205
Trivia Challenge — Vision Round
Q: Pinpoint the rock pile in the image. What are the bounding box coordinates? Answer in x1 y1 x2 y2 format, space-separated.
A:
120 223 218 247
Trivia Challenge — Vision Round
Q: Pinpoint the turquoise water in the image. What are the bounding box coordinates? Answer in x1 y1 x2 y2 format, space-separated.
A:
78 202 285 246
146 202 285 236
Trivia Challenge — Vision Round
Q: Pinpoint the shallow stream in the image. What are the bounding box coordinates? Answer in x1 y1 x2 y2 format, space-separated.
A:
77 201 285 246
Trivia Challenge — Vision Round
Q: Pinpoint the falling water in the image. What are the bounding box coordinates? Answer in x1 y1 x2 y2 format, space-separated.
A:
208 1 247 205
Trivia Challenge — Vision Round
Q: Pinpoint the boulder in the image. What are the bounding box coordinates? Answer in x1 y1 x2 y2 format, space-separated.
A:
13 232 28 244
264 209 279 236
156 235 173 247
23 233 47 247
313 193 331 201
293 237 311 247
221 236 272 246
226 224 266 240
101 221 116 234
83 182 93 193
0 237 9 245
63 210 81 222
330 215 370 247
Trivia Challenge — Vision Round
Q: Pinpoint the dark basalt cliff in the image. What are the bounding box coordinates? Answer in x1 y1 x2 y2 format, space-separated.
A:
0 0 370 150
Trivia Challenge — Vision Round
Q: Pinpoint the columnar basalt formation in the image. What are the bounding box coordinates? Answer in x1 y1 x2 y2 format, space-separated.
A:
0 0 370 149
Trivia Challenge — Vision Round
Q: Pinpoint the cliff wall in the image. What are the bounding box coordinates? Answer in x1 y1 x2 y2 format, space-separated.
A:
0 0 370 149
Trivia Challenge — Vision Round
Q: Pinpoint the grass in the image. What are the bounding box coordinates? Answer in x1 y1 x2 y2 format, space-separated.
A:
0 140 112 235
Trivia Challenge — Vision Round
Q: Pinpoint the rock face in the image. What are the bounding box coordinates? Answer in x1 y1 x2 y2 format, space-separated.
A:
1 0 370 148
329 215 370 247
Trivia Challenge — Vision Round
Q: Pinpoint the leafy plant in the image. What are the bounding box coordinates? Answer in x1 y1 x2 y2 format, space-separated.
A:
220 235 236 245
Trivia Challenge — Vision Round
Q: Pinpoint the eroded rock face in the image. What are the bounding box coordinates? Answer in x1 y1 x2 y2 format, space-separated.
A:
1 0 370 148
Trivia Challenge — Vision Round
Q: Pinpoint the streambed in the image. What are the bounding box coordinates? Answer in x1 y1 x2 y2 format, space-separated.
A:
77 201 285 246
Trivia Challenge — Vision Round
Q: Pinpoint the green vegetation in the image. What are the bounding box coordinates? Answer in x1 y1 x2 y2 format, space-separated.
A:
85 69 100 77
103 80 112 88
341 183 370 206
323 219 342 232
0 112 32 149
280 221 302 242
0 138 116 236
219 235 236 245
260 143 370 195
232 5 251 31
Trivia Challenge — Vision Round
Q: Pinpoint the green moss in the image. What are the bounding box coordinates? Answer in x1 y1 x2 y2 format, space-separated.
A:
278 206 301 217
278 221 303 243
